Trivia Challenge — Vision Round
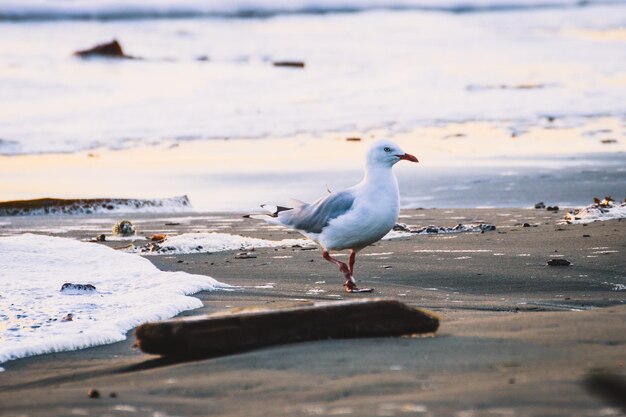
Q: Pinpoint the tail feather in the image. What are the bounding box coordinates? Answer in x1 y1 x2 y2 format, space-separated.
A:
260 204 293 217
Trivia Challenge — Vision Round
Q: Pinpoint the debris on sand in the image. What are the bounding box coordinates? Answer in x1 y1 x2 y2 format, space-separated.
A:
534 202 546 209
393 223 496 234
151 234 167 242
346 137 362 142
563 197 626 224
74 40 135 59
273 61 305 68
91 234 106 242
547 259 571 266
113 220 136 237
135 232 310 255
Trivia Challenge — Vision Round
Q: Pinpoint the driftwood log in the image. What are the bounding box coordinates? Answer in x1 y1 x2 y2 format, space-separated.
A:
135 299 439 358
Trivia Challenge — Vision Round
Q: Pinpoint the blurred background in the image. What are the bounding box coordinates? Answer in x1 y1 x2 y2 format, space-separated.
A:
1 0 625 210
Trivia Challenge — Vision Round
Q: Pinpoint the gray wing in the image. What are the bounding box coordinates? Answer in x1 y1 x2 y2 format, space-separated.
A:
278 190 356 234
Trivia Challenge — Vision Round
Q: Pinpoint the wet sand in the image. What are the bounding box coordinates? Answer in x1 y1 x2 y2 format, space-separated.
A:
1 208 625 417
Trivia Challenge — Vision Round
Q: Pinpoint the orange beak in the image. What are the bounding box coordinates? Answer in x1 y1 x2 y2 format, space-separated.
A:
397 153 419 163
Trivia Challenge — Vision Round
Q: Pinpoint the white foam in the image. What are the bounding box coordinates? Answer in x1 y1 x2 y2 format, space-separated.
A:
562 200 626 224
0 234 226 364
137 232 313 255
0 196 193 216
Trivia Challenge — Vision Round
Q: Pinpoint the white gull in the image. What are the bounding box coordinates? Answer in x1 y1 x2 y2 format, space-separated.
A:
257 139 418 293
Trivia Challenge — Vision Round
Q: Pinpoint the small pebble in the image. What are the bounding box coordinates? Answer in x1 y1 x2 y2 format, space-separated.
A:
87 389 100 399
583 234 590 238
547 259 571 266
522 223 531 227
109 392 117 398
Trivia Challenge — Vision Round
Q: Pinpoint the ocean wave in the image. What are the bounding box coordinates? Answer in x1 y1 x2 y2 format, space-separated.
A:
0 0 622 21
0 196 193 216
0 234 226 364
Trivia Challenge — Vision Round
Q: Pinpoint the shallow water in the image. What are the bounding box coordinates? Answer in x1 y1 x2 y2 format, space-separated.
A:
1 2 625 155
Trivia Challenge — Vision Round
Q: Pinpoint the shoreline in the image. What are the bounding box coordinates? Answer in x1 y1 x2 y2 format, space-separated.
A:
2 117 625 211
1 208 625 416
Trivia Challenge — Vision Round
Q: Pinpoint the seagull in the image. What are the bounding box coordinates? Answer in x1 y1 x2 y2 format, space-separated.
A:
258 139 418 293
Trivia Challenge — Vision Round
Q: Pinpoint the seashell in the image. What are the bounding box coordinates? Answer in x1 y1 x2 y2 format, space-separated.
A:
113 220 136 236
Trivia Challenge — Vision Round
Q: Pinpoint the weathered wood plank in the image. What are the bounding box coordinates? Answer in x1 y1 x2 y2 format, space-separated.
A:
135 299 439 358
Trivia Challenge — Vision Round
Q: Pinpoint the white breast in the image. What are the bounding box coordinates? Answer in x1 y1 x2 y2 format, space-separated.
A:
318 172 400 251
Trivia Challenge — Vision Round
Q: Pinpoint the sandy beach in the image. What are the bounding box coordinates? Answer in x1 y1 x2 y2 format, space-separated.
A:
2 1 626 415
1 208 625 417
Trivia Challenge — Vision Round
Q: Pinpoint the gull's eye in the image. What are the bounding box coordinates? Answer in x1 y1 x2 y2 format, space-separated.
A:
383 147 392 153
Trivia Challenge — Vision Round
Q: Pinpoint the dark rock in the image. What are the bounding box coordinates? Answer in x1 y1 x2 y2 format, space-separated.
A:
135 300 439 358
60 283 96 293
547 259 571 266
346 137 361 142
93 234 106 242
523 223 531 227
61 313 74 322
165 222 181 226
109 392 117 398
534 202 546 209
546 206 559 212
74 40 133 59
273 61 305 68
583 234 591 237
87 389 100 399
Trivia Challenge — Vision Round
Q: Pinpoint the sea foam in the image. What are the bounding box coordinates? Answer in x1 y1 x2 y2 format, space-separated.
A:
562 199 626 224
137 232 313 254
0 234 227 364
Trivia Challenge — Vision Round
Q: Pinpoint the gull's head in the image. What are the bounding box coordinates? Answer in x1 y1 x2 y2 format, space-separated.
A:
366 139 418 168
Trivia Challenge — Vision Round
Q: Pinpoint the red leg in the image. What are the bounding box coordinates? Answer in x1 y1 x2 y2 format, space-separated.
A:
349 250 356 276
322 250 373 293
